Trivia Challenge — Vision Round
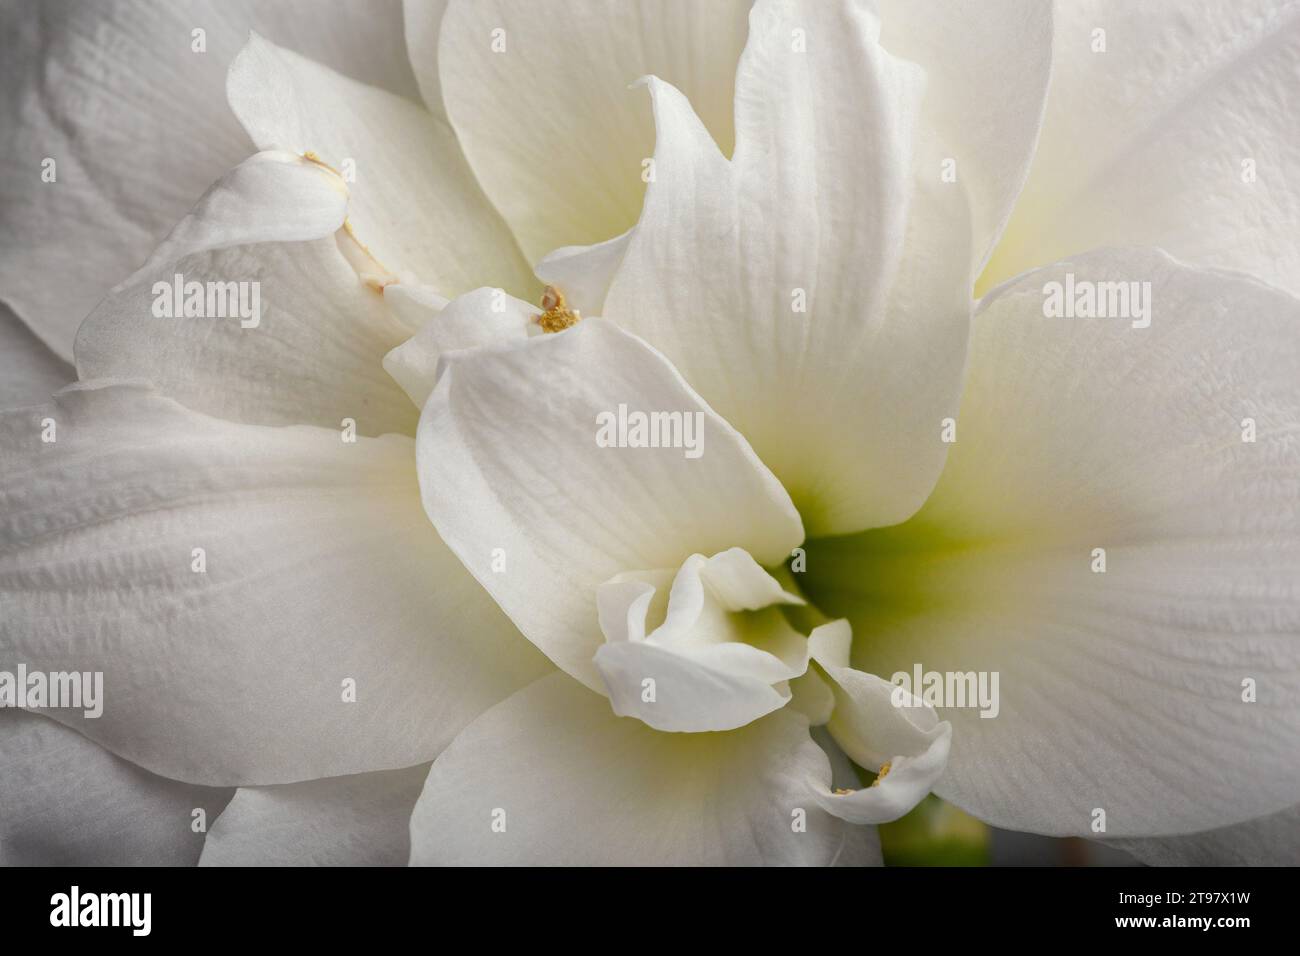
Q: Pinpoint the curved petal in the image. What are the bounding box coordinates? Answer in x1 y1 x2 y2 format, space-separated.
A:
74 152 417 435
381 282 450 334
1110 804 1300 866
436 0 752 263
879 0 1053 273
227 32 534 298
981 0 1300 296
409 672 877 865
415 316 804 690
199 764 429 866
596 639 796 732
801 621 952 824
594 549 808 732
0 382 550 785
534 230 633 318
530 0 1049 321
603 0 974 536
126 149 350 279
809 624 949 764
383 286 541 408
403 0 452 119
0 710 232 866
0 0 417 360
805 249 1300 837
809 729 953 826
0 304 73 410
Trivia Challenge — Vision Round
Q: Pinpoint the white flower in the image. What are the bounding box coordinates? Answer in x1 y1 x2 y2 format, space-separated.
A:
1 0 1297 867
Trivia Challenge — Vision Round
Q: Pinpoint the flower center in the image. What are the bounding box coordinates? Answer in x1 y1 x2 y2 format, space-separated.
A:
535 285 582 333
594 548 809 732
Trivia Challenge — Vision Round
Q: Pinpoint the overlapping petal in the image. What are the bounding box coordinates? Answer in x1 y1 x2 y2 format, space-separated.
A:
803 622 953 825
982 0 1300 296
73 151 419 436
602 0 974 535
123 149 351 277
199 765 429 866
413 314 803 689
409 672 878 865
0 382 549 785
806 249 1300 836
433 0 752 262
227 32 534 298
403 0 452 119
0 710 231 866
0 0 417 360
594 548 808 731
1 305 72 410
383 286 541 409
879 0 1053 272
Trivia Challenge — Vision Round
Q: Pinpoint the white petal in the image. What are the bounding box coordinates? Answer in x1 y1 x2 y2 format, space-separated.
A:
409 672 875 865
699 546 805 611
534 230 633 317
879 0 1053 272
436 0 752 262
789 669 837 727
0 304 72 410
982 0 1300 296
382 283 450 334
199 765 429 866
595 640 794 733
804 621 952 824
0 710 231 865
811 625 947 764
1111 804 1300 866
403 0 452 118
415 316 803 690
74 158 414 435
128 150 349 279
0 0 416 360
809 727 953 827
0 383 550 785
807 617 853 668
604 0 973 535
382 286 540 408
805 249 1300 836
594 549 808 732
227 32 534 298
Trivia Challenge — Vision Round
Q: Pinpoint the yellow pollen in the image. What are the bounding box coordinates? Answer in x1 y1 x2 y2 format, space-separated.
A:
832 787 855 796
870 761 893 788
536 285 582 333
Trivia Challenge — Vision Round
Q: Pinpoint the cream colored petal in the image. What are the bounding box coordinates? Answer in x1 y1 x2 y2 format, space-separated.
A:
409 672 877 865
807 249 1300 836
436 0 752 262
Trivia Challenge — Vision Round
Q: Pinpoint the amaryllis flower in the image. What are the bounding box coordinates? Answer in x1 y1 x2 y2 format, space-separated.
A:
1 0 1297 868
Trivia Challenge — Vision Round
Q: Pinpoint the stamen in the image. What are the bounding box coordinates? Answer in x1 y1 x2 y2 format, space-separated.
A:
536 285 581 333
301 150 342 178
870 761 893 788
337 220 397 292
